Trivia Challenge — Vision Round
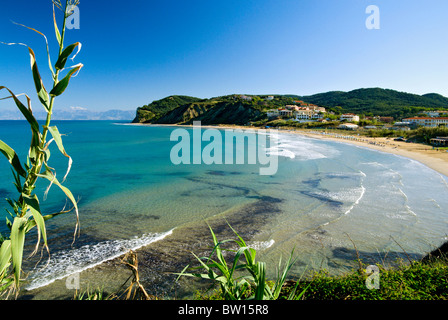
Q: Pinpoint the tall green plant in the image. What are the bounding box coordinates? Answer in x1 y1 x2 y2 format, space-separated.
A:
0 0 82 296
176 223 307 300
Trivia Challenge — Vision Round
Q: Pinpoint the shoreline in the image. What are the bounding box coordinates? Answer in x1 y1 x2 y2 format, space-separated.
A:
293 129 448 179
132 122 448 178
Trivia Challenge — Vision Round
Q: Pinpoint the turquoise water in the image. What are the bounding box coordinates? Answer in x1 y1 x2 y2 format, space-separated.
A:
1 121 447 296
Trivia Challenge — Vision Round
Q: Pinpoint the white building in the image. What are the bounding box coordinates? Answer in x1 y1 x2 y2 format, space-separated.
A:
293 110 324 122
266 107 296 118
340 113 360 122
266 105 325 121
394 122 411 126
403 117 448 127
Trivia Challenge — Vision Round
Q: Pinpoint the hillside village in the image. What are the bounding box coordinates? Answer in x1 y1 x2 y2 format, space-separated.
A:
259 96 448 147
264 97 448 132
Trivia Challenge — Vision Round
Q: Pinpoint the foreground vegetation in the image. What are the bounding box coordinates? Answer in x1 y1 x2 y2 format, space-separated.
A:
190 230 448 301
196 261 448 300
76 252 448 301
73 228 448 301
175 224 307 300
295 257 448 300
0 0 81 298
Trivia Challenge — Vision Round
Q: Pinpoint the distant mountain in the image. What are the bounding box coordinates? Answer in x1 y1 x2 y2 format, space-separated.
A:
133 88 448 125
0 107 135 120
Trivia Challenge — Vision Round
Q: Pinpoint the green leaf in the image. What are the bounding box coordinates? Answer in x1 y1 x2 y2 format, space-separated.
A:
0 240 11 277
10 217 27 286
37 168 79 237
38 167 77 211
48 125 72 182
0 139 26 178
229 246 249 279
11 168 23 194
0 278 14 293
0 88 41 165
273 248 297 298
27 210 68 229
53 4 62 45
55 42 81 70
227 222 257 266
38 146 51 163
22 194 48 254
208 224 227 267
28 129 42 166
289 281 310 301
10 21 55 78
253 262 267 300
0 87 40 135
28 47 50 111
49 63 83 97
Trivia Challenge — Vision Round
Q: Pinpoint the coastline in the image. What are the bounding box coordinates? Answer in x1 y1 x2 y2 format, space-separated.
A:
209 124 448 179
131 123 448 178
293 129 448 179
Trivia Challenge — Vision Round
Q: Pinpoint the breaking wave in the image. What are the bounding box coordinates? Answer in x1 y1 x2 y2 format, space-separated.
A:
266 133 339 161
25 229 174 291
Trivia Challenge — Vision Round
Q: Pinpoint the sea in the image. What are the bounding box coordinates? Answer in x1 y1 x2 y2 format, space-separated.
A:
0 120 447 299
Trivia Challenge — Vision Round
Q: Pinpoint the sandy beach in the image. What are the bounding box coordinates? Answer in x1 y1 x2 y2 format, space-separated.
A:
202 124 448 178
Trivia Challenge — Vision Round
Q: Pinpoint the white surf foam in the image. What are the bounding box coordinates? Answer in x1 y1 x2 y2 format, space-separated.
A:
268 134 339 161
25 229 174 291
249 239 275 251
344 185 366 215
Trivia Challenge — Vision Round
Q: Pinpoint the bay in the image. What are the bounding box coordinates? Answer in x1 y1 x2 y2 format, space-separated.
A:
0 120 447 299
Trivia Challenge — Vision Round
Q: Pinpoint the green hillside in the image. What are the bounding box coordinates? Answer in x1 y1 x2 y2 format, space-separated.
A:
132 95 293 124
298 88 448 119
132 88 448 125
132 95 203 123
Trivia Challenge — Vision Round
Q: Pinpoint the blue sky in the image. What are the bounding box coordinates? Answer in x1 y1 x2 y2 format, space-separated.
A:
1 0 448 112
